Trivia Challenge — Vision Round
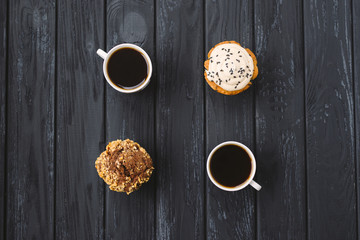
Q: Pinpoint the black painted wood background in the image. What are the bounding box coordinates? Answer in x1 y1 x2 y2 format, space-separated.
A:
0 0 359 239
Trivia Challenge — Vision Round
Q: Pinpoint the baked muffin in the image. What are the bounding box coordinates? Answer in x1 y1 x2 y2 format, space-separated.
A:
95 139 154 194
204 41 258 95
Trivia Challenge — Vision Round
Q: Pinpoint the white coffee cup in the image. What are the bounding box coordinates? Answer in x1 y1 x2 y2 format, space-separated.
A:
96 43 152 93
207 141 262 191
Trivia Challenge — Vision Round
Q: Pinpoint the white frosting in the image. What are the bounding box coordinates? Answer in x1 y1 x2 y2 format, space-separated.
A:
205 43 254 91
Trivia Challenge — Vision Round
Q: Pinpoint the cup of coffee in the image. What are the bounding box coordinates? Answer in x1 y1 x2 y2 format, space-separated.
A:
207 141 261 191
96 44 152 93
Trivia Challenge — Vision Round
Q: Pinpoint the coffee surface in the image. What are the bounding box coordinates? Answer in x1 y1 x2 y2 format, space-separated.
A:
210 144 251 187
107 48 147 89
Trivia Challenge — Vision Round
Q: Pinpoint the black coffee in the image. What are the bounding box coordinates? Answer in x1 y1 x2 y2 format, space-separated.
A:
210 145 252 187
107 48 148 89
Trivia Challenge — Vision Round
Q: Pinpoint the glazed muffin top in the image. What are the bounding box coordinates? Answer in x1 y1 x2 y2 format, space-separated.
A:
95 139 154 194
205 42 254 91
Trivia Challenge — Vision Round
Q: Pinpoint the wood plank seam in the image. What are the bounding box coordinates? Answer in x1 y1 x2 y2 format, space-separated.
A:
153 0 157 238
202 0 207 240
2 0 9 239
102 0 107 239
301 0 309 239
251 1 258 239
351 0 359 238
53 0 58 239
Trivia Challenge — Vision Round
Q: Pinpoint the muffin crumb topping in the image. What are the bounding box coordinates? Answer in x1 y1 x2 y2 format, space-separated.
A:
95 139 154 194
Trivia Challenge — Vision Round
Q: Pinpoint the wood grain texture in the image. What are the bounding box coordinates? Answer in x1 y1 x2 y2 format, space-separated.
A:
353 0 360 237
2 1 360 239
6 0 55 239
104 0 155 239
254 0 307 239
304 0 356 239
204 1 256 239
56 0 105 239
155 0 204 239
0 0 7 237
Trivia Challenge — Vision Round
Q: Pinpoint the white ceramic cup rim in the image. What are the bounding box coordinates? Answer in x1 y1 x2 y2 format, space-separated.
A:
97 43 152 93
206 141 259 191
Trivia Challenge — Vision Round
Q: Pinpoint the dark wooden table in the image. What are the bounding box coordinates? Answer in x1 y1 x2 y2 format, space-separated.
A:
1 0 360 239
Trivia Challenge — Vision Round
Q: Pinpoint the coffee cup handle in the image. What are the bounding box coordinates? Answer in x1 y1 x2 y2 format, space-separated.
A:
250 180 262 191
97 49 107 60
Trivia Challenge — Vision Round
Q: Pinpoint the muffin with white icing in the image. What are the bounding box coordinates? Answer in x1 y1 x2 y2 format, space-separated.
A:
204 41 258 95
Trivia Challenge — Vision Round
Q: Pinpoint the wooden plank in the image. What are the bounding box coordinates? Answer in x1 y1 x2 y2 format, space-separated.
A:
104 0 155 239
254 0 307 239
55 0 105 239
6 0 56 239
304 0 356 239
353 0 360 237
0 0 7 237
155 0 204 239
204 1 256 239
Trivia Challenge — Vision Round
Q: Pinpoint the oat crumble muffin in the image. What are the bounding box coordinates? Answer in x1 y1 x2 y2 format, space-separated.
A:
95 139 154 194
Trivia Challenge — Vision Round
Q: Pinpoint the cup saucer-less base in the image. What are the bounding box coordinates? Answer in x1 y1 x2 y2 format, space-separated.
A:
206 141 261 191
97 43 153 94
